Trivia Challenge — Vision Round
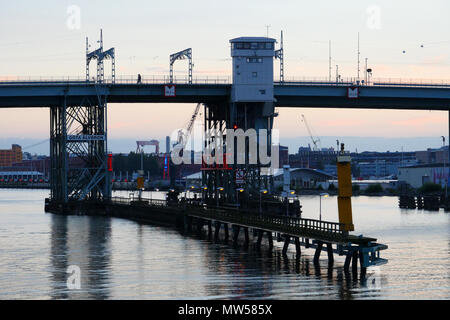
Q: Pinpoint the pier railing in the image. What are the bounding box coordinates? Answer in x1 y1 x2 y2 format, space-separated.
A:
187 206 347 243
106 196 347 242
108 196 167 207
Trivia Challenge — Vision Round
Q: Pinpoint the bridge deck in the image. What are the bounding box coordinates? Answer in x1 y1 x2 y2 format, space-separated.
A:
0 79 449 110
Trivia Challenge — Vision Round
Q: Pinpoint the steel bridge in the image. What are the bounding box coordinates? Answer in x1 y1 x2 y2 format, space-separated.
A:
1 33 449 274
1 78 449 201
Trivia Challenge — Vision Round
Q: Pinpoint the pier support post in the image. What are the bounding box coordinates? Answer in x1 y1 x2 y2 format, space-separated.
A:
326 243 334 266
207 220 212 238
187 216 193 232
224 223 229 242
359 251 367 278
305 238 310 248
352 250 359 276
267 231 273 250
243 227 249 247
256 230 263 250
344 251 352 273
214 221 221 242
295 237 301 258
232 225 240 247
196 218 203 235
183 215 189 232
282 235 290 256
314 241 323 264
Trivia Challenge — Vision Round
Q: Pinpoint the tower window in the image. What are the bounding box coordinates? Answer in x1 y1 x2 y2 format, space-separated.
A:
246 58 263 63
252 72 258 78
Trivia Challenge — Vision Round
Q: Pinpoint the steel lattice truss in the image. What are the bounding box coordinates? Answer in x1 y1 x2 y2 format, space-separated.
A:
201 103 273 206
86 30 116 83
169 48 192 84
50 96 110 203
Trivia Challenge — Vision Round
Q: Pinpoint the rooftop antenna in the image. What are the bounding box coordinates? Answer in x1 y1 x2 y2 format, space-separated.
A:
357 32 361 82
329 40 332 82
275 30 284 83
265 25 271 37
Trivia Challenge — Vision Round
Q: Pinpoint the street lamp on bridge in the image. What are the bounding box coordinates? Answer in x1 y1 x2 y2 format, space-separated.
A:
319 192 329 221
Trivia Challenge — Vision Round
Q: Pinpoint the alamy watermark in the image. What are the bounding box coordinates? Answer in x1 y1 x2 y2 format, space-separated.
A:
66 5 81 30
171 128 280 169
366 4 382 30
66 265 81 290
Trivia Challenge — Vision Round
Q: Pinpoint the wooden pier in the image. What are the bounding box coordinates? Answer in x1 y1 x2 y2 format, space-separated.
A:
45 196 388 276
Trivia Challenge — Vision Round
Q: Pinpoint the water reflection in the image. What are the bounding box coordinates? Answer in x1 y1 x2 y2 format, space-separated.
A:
1 190 448 299
49 215 112 299
185 229 381 300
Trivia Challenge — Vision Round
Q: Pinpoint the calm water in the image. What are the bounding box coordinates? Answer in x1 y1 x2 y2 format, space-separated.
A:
0 189 448 300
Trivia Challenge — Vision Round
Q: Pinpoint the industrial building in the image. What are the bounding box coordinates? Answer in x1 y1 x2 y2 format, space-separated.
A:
358 159 417 178
0 144 22 167
416 147 449 165
398 163 449 189
184 167 334 191
272 168 334 190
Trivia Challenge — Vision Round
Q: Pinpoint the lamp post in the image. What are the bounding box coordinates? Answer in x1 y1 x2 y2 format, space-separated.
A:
319 192 329 221
442 136 447 197
260 189 268 215
286 190 295 216
202 185 207 205
236 187 244 209
216 187 224 208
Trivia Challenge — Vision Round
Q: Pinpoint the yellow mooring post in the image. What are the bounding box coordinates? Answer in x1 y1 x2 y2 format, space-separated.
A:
337 143 354 232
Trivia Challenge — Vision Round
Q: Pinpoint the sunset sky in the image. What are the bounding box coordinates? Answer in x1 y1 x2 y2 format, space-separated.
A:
0 0 449 153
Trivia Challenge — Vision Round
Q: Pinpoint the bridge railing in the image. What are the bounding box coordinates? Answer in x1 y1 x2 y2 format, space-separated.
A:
2 75 450 88
0 75 231 85
279 76 450 88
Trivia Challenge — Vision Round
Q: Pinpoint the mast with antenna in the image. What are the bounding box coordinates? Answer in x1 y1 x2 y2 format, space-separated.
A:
86 37 90 82
275 30 284 83
357 32 361 82
329 40 332 82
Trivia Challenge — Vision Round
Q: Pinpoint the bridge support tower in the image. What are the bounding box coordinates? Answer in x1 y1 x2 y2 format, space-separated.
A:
49 95 111 204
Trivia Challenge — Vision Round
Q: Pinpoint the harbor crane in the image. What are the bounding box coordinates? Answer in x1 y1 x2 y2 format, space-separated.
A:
177 103 202 151
300 114 321 151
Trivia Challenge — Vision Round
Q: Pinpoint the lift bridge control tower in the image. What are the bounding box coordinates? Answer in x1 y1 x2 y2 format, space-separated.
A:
230 37 276 103
205 37 278 199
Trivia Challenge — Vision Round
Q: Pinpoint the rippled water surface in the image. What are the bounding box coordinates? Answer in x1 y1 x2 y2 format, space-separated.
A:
0 189 449 299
